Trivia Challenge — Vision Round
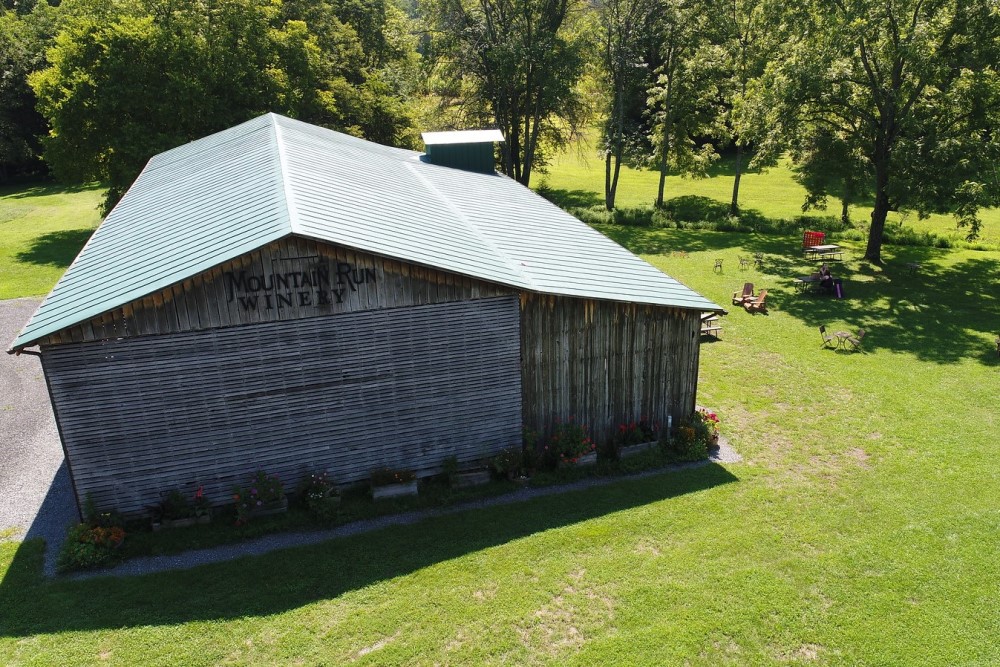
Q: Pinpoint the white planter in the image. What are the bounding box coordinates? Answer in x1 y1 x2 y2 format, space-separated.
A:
372 480 418 500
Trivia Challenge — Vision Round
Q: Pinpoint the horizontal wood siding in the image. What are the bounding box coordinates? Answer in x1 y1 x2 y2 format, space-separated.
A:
44 236 513 345
42 297 522 514
520 294 700 445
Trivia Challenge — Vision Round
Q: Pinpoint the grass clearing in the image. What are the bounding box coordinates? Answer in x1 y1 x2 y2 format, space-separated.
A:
542 134 1000 246
0 183 103 300
2 221 998 664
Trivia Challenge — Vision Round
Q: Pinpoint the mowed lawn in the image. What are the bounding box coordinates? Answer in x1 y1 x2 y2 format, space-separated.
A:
0 184 103 300
1 188 999 664
542 136 1000 247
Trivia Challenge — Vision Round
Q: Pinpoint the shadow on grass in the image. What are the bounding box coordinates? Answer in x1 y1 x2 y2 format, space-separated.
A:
0 463 738 637
536 187 603 209
1 182 103 199
14 229 94 268
603 227 1000 364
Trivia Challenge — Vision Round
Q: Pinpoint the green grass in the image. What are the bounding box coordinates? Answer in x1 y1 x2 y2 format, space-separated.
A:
0 183 103 299
2 224 998 664
542 135 1000 246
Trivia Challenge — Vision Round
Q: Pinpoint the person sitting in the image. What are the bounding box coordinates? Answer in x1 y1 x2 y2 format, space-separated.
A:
818 263 834 293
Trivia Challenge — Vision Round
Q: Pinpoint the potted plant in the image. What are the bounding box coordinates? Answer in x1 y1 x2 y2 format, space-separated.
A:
544 418 596 467
616 419 660 459
370 467 418 500
233 471 287 524
296 470 340 521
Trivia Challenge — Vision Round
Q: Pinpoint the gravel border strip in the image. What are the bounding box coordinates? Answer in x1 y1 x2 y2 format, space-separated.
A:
64 439 740 581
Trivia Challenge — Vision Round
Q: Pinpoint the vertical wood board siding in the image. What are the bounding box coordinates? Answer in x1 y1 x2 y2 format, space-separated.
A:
519 294 700 445
42 297 522 514
44 236 513 345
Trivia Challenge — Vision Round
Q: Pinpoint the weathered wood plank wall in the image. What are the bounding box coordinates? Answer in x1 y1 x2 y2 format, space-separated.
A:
43 236 513 345
519 294 700 445
42 297 523 514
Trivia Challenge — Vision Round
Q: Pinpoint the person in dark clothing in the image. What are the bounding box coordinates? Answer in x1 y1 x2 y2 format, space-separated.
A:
818 263 834 293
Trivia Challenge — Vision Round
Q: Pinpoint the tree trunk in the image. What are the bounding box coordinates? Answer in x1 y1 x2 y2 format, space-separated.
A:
606 142 624 210
840 195 850 225
729 142 743 216
865 153 891 264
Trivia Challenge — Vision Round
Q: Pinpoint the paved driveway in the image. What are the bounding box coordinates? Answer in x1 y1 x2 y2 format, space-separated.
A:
0 298 77 571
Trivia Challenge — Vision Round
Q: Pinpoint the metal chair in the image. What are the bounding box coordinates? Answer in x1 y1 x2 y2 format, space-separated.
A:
845 329 866 351
753 253 764 269
739 256 750 270
819 325 836 348
714 258 723 273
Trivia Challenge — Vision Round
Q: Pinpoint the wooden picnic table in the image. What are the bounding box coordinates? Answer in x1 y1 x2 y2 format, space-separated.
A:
804 244 843 260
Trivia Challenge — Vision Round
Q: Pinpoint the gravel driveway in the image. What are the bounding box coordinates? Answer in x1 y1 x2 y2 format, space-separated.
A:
0 297 77 573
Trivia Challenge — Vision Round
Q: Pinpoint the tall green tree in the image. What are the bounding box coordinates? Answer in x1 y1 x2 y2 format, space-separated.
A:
768 0 1000 262
31 0 420 212
708 0 783 215
647 0 721 208
597 0 656 210
0 4 56 181
422 0 587 185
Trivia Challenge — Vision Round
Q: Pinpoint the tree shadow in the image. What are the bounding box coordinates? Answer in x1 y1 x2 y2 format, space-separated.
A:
536 186 603 209
1 182 103 199
14 229 94 268
0 464 738 637
766 250 1000 364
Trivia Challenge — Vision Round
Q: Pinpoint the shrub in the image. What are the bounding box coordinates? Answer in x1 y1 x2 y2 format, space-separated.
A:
58 499 126 572
491 447 523 479
57 523 127 572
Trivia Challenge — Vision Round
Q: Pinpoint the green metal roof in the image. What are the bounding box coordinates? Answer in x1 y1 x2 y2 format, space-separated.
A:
10 114 721 351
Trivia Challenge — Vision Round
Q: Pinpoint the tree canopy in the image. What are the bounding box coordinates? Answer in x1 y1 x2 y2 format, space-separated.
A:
3 0 1000 251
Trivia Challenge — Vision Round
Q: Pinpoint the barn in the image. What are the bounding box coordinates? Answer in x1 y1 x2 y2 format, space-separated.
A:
8 113 722 515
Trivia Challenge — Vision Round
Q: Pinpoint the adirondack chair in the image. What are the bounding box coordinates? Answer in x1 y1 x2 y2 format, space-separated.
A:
845 328 866 351
819 325 836 348
732 282 755 306
744 289 768 313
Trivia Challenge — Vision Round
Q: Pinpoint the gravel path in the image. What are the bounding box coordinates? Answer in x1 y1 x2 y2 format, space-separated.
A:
0 298 78 576
0 295 741 580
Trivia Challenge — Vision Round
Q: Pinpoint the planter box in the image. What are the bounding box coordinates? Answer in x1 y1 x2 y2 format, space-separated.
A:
449 469 492 489
372 480 418 500
249 497 288 518
620 441 658 459
153 513 211 531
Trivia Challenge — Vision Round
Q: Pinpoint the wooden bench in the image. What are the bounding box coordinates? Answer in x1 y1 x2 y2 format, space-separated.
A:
701 314 722 339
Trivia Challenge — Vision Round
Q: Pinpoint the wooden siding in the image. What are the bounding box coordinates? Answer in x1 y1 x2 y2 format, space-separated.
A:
42 236 513 345
519 294 701 444
42 297 522 514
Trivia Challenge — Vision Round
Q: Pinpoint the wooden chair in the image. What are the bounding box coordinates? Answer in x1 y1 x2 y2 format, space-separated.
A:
845 328 866 351
744 289 768 313
732 282 754 306
819 325 835 348
713 258 723 273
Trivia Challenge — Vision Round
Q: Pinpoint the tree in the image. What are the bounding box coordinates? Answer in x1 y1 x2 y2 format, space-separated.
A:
768 0 1000 263
790 124 870 225
646 0 721 208
423 0 587 186
0 4 56 181
596 0 656 210
709 0 783 215
30 0 420 212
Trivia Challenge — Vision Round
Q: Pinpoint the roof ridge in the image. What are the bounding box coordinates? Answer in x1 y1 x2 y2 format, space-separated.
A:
271 114 300 234
403 161 535 290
